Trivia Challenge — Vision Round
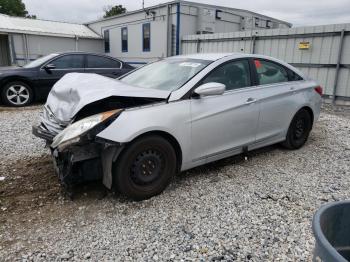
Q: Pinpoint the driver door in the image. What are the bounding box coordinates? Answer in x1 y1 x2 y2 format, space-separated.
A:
190 59 260 163
37 54 85 91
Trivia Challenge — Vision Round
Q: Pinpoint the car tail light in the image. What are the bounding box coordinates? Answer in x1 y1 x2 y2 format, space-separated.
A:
314 86 323 96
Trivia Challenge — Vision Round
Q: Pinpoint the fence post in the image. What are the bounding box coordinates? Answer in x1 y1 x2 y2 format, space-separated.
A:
333 29 345 104
196 39 201 53
251 35 256 54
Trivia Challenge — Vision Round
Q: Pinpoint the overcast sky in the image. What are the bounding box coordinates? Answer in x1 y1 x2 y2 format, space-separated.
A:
22 0 350 26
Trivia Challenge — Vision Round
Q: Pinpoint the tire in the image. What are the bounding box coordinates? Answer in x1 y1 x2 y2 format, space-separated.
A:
282 109 312 150
1 81 33 107
113 135 177 200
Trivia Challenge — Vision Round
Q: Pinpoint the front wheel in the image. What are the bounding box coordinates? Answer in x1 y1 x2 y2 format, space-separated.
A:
1 81 33 107
282 109 312 150
113 135 177 200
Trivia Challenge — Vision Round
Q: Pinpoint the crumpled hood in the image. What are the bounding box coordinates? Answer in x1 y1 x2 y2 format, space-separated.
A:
44 73 171 124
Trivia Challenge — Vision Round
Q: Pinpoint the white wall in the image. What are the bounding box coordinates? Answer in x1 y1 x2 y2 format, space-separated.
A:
89 5 171 65
87 1 291 64
10 33 103 66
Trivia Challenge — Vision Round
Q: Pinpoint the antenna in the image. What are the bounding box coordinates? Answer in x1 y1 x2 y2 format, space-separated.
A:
142 0 145 9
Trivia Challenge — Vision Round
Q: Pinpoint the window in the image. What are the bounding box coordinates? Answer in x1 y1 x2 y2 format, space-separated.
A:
254 59 289 85
121 59 210 91
287 69 304 81
86 55 121 69
121 27 128 52
201 60 251 91
50 55 84 69
142 23 151 52
104 30 110 53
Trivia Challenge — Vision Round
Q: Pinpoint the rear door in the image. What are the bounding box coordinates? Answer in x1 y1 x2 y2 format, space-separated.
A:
251 58 305 145
84 55 128 78
37 54 84 89
190 59 260 163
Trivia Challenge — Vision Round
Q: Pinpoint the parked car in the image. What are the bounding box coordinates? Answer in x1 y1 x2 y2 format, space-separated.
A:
0 52 134 107
33 53 322 200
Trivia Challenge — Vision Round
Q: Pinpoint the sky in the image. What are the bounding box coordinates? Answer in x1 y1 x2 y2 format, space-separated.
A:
22 0 350 26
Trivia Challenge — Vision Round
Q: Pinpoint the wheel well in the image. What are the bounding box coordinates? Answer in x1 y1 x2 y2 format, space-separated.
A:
128 131 183 173
300 106 314 127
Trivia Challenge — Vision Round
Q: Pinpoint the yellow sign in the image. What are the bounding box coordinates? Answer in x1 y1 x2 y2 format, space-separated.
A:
299 42 311 50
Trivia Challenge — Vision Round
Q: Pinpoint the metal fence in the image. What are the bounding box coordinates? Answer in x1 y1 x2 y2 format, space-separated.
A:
182 23 350 101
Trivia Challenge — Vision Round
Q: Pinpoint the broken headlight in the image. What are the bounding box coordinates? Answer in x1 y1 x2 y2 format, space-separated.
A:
51 110 121 149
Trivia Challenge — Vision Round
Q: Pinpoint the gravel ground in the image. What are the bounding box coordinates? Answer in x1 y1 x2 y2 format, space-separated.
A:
0 104 349 261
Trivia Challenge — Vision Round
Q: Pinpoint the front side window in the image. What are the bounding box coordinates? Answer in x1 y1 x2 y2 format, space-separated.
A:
202 60 251 91
104 30 110 53
254 59 288 85
86 55 121 69
121 27 128 52
143 23 150 52
50 55 84 69
121 59 210 91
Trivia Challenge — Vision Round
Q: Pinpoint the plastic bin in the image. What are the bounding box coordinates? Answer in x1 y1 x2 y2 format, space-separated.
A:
312 201 350 262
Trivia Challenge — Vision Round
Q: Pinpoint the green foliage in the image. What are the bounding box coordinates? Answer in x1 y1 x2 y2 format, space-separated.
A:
103 5 126 18
0 0 36 18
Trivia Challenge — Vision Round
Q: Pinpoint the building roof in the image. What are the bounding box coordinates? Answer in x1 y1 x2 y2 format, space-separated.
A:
0 14 101 39
86 0 292 27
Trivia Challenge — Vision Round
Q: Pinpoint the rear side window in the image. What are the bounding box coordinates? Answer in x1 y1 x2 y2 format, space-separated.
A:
288 69 304 81
254 59 288 85
86 55 121 69
202 60 251 91
50 55 84 69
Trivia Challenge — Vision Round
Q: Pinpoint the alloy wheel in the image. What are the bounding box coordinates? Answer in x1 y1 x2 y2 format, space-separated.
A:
6 84 30 106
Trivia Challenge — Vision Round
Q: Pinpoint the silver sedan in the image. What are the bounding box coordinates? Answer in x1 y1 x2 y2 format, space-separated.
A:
34 53 322 200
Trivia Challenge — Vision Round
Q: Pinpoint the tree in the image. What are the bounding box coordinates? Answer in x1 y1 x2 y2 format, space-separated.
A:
0 0 36 18
103 5 126 18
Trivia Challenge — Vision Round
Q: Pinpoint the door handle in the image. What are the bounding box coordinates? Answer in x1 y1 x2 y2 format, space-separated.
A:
245 98 257 105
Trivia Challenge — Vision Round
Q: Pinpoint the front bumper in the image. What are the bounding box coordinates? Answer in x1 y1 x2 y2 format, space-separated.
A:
51 141 123 192
32 124 55 143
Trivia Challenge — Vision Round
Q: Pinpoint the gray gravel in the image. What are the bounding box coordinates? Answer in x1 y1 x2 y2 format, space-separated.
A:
0 105 350 261
0 106 47 162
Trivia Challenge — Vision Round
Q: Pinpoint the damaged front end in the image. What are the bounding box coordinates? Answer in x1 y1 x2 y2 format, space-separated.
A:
49 109 124 193
32 73 171 194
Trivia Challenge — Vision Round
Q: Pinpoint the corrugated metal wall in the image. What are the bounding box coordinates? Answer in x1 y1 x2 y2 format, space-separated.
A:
182 23 350 99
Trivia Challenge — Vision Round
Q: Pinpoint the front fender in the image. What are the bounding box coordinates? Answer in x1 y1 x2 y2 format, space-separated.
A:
96 100 191 165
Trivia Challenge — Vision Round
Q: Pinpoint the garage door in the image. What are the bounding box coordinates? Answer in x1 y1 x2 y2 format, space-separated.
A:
0 35 10 67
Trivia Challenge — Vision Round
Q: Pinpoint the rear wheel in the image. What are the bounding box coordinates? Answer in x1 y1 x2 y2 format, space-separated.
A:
282 109 312 150
113 135 177 200
1 81 33 107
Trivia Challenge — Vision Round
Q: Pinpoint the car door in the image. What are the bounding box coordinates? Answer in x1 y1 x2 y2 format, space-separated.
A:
84 55 128 78
37 54 84 89
190 59 260 163
251 58 306 146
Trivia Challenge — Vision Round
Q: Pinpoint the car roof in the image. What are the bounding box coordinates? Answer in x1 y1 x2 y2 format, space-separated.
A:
167 53 290 63
169 53 235 61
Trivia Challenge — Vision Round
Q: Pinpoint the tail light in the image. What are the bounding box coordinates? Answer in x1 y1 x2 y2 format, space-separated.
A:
314 86 323 96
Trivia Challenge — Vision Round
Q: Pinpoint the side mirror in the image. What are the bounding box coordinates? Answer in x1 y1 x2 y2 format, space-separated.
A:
194 82 226 97
44 64 56 70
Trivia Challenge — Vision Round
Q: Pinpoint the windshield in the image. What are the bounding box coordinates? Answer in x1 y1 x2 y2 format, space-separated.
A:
23 53 59 68
121 59 211 91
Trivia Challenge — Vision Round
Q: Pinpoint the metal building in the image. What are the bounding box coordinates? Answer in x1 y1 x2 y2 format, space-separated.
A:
87 0 291 66
181 23 350 102
0 14 103 66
